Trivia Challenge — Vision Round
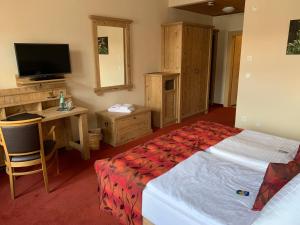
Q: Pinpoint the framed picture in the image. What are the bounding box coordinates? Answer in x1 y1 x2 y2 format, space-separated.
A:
286 20 300 55
98 37 109 55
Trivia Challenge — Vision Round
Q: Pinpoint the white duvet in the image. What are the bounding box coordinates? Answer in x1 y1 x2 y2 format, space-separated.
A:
143 151 265 225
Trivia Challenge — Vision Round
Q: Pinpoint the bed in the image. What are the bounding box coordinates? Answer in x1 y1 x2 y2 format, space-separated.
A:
142 130 299 225
94 120 299 225
94 121 241 225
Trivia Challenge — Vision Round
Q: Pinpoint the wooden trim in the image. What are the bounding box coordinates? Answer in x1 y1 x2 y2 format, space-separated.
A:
0 82 66 97
16 77 66 87
0 117 42 126
204 28 214 112
91 19 101 90
0 96 70 108
13 168 43 176
161 21 214 29
94 84 133 95
89 15 133 25
8 150 40 157
90 15 133 95
225 31 243 107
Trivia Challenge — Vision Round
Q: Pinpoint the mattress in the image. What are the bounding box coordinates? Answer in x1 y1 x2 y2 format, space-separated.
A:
208 130 300 172
142 151 265 225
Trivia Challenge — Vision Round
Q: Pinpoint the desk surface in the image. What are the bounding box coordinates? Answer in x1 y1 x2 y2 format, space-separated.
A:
38 106 88 122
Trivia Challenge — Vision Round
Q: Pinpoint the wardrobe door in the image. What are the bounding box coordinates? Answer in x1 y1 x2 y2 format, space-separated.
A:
181 25 194 118
161 24 183 73
197 27 212 113
181 25 212 118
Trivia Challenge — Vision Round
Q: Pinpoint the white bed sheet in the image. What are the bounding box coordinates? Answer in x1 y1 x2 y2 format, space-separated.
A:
142 151 265 225
208 130 300 172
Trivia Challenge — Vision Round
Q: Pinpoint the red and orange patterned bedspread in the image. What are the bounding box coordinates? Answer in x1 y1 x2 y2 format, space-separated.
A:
94 121 241 225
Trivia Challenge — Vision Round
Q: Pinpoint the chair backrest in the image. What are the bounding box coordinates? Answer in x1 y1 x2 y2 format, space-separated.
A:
0 118 43 155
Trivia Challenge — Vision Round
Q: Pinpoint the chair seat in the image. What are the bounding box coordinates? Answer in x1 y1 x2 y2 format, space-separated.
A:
10 140 56 162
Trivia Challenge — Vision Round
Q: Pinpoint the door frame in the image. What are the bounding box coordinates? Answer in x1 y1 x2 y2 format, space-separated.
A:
224 30 243 107
209 29 219 105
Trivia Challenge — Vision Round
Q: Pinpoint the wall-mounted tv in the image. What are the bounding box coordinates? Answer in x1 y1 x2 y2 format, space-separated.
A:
14 43 71 80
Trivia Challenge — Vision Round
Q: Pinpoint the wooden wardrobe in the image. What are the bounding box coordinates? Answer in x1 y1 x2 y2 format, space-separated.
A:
161 22 213 119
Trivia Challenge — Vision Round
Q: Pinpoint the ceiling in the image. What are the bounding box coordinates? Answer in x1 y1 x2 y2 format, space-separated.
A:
175 0 245 16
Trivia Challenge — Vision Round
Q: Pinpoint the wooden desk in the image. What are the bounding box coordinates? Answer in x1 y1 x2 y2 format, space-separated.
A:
0 107 90 165
0 82 90 166
40 107 90 160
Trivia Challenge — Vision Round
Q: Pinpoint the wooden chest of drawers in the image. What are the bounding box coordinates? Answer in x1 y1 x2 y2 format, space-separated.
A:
96 106 152 147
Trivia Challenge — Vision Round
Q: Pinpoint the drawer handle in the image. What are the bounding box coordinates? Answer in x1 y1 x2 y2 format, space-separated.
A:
104 122 109 127
133 116 136 119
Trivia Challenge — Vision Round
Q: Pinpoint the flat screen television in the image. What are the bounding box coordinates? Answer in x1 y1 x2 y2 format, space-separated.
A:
14 43 71 80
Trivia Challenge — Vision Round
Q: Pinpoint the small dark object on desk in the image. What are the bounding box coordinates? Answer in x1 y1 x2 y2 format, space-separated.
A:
3 113 45 121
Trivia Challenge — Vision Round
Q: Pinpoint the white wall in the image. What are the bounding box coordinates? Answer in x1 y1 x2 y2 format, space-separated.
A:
213 13 244 104
0 0 212 128
236 0 300 140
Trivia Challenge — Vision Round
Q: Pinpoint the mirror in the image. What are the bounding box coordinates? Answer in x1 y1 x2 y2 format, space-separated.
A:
90 16 133 94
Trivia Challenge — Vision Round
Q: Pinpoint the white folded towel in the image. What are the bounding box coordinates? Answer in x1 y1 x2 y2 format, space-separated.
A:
107 104 135 113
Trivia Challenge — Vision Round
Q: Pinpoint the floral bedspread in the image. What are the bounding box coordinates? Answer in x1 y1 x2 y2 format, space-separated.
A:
94 121 241 225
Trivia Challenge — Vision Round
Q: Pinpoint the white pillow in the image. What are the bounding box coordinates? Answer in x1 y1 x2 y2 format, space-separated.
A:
252 173 300 225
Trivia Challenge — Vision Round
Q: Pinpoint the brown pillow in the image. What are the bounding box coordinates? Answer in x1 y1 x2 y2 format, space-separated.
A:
252 161 300 211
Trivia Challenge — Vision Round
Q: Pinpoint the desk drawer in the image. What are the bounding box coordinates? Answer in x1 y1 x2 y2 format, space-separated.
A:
117 112 150 131
116 112 151 145
117 127 152 145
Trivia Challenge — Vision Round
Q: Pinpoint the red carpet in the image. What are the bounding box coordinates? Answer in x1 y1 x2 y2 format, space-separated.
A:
0 106 235 225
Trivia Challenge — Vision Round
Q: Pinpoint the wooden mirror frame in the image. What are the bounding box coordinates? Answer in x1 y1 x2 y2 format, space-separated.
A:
89 15 133 95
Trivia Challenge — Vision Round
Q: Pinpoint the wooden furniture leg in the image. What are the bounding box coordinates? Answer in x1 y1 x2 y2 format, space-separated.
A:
41 159 49 193
8 167 15 200
78 114 90 160
64 117 73 151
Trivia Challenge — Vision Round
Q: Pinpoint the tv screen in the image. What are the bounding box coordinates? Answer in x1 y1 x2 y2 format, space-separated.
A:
14 43 71 77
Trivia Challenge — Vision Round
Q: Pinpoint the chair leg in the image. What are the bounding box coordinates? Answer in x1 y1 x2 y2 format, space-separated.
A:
41 160 49 193
12 168 16 182
8 167 15 200
56 150 60 175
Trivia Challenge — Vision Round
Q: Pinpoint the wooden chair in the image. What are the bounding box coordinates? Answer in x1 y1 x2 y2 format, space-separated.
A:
0 118 59 200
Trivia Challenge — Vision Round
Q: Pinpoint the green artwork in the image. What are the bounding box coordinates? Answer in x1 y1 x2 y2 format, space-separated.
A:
287 20 300 55
98 37 109 55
